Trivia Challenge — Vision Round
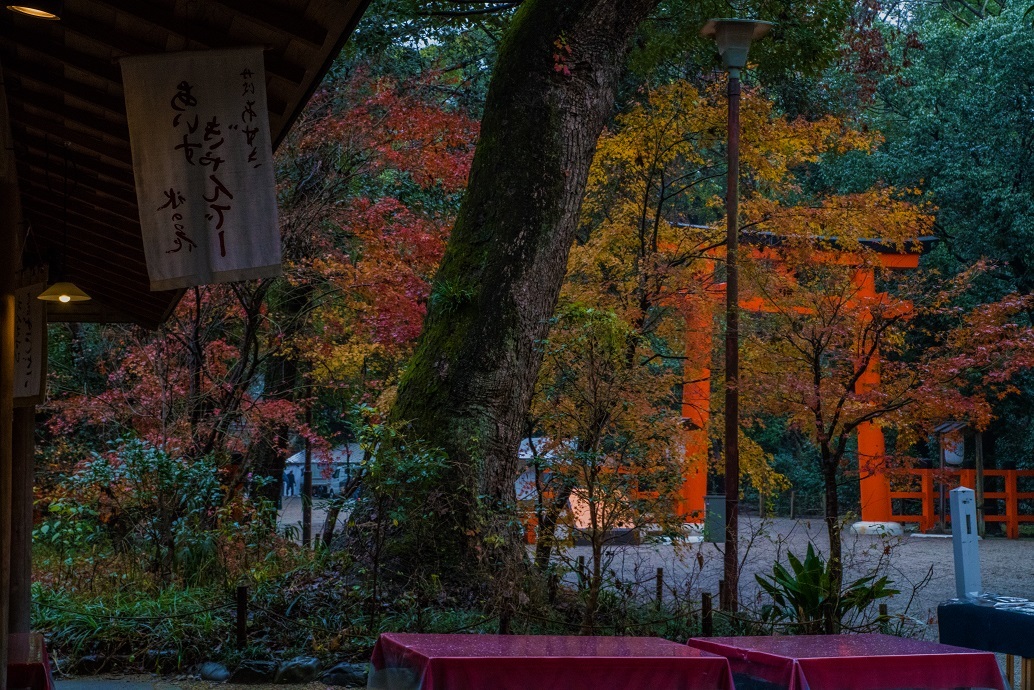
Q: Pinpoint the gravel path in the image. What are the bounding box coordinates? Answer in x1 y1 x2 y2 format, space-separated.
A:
557 515 1034 633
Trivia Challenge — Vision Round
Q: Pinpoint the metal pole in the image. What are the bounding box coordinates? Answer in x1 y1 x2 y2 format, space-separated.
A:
975 431 985 537
722 71 741 612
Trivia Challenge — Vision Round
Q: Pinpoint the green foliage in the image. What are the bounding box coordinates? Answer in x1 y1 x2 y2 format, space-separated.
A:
629 0 853 85
755 543 898 634
347 407 469 593
38 438 278 587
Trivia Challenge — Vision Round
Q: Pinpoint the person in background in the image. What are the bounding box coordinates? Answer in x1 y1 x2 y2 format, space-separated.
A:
284 469 296 497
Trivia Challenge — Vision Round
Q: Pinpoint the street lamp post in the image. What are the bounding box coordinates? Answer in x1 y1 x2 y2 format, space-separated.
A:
701 18 772 612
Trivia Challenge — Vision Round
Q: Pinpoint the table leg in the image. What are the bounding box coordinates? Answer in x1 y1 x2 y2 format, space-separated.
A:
1022 656 1033 690
1008 655 1014 689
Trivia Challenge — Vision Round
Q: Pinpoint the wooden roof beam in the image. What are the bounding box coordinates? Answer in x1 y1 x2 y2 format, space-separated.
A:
9 110 132 166
214 0 328 48
0 32 122 87
7 89 129 143
21 182 141 238
89 0 307 85
17 155 137 208
18 131 135 191
3 63 125 117
18 167 138 222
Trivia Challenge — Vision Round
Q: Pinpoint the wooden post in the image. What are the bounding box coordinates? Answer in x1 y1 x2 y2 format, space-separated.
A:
878 603 888 634
236 585 248 648
975 431 985 537
655 568 663 611
701 593 713 637
1006 471 1019 539
0 271 13 690
0 63 22 689
9 408 33 634
1006 655 1015 689
789 490 795 520
1022 656 1032 690
577 556 585 589
921 471 935 533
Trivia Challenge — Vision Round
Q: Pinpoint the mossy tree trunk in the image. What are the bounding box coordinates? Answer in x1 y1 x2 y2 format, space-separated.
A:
384 0 660 586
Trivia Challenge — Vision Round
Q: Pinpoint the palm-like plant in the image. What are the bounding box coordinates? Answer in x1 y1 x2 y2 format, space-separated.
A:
755 543 898 634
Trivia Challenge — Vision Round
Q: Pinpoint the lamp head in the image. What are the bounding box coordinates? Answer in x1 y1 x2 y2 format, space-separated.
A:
38 281 90 303
701 18 773 77
6 0 61 19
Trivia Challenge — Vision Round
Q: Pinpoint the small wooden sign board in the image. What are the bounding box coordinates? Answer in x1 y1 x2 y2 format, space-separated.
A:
14 276 47 407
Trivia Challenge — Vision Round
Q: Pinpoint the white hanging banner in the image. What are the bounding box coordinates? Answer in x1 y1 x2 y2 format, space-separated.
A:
121 48 281 291
14 282 47 406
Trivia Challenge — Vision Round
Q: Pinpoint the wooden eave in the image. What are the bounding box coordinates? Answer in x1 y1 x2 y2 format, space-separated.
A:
1 0 370 328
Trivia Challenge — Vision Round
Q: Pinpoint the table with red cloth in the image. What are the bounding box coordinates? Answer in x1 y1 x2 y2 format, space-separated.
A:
687 634 1005 690
370 633 734 690
6 633 55 690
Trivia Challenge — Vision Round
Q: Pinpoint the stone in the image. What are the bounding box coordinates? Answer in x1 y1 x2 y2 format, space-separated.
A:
320 661 369 686
274 656 321 684
72 654 106 675
142 649 178 671
850 520 904 537
229 659 278 684
199 660 232 681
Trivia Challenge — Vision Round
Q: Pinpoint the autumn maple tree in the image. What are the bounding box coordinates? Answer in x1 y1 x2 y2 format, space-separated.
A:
43 68 478 555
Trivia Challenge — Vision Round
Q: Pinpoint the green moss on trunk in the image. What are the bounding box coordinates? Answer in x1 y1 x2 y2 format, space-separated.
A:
359 0 661 593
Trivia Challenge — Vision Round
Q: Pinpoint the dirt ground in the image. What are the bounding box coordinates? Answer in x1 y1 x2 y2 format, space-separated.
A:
558 515 1034 631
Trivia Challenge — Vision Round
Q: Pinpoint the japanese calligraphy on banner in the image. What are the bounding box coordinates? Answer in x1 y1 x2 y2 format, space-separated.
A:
14 283 47 406
120 48 281 291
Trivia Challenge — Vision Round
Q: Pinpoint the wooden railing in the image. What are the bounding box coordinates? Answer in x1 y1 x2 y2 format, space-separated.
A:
889 469 1034 538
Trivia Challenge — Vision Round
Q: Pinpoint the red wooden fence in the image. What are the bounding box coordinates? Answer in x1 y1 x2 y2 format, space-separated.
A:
889 469 1034 538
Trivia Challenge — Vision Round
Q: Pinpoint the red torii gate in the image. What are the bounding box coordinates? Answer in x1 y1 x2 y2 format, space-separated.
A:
676 237 931 524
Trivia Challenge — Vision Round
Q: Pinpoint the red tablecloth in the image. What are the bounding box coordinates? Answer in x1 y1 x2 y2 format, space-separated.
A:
7 633 55 690
371 633 734 690
687 634 1005 690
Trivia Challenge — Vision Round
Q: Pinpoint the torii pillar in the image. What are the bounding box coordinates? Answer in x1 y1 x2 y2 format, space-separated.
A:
853 266 893 526
678 298 711 520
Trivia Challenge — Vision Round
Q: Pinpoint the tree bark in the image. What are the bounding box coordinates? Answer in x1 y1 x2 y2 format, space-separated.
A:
822 458 843 633
385 0 660 585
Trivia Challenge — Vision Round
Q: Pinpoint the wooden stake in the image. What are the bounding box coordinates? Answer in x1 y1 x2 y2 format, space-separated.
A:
236 586 248 648
655 568 663 611
975 431 985 537
701 593 713 637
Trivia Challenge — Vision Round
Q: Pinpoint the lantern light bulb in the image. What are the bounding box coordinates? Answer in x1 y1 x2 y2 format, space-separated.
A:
6 1 61 19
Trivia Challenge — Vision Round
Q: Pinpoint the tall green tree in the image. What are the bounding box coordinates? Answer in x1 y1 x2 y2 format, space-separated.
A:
369 0 859 596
